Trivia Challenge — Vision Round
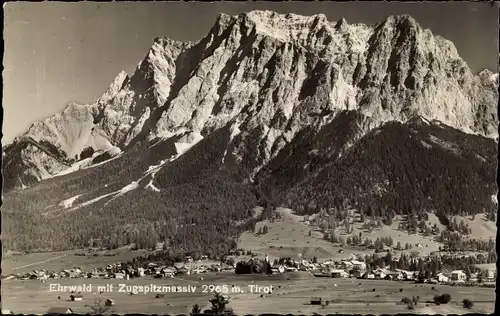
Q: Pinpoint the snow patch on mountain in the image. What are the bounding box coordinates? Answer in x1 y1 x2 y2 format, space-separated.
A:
174 132 204 155
54 158 94 177
428 135 461 155
59 194 82 208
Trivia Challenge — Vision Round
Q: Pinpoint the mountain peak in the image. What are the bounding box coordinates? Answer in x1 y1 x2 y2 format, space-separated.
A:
3 11 498 192
383 14 419 27
97 70 129 105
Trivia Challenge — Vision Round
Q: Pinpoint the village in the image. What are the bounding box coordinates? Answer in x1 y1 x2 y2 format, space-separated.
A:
1 249 497 315
3 251 496 286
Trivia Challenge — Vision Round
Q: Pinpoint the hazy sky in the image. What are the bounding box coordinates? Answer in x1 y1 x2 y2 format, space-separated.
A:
3 1 498 144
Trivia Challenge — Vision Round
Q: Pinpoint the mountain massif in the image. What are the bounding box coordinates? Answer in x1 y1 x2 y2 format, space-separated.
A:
2 11 498 253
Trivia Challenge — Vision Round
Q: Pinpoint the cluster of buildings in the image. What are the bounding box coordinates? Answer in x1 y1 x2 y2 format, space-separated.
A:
265 256 496 285
4 253 496 287
3 259 236 282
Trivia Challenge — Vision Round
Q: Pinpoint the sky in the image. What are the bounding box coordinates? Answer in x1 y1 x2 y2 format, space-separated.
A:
3 1 498 144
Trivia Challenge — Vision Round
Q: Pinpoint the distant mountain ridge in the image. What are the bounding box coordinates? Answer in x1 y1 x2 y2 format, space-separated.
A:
2 11 498 191
1 11 498 253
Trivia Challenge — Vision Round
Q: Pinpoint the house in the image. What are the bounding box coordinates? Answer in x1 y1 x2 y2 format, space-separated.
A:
486 269 496 280
361 272 375 279
277 265 285 273
191 267 205 274
310 297 322 305
341 261 354 270
351 269 363 278
373 268 388 279
69 294 83 301
186 256 194 262
114 272 125 279
298 264 309 271
137 267 145 277
174 262 185 269
450 270 466 282
386 271 403 280
3 274 16 281
285 266 298 272
105 299 115 307
331 269 349 278
436 273 449 283
351 260 366 270
176 267 190 275
162 268 175 278
47 307 73 314
201 255 209 261
469 272 479 282
401 271 415 281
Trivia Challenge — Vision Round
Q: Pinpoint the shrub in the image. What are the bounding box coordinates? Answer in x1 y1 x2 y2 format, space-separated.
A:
400 288 403 292
434 293 452 304
190 304 201 315
463 299 474 309
440 293 451 304
401 297 412 305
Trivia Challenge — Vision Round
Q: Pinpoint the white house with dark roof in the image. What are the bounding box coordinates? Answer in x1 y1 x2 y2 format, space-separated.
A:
450 270 466 282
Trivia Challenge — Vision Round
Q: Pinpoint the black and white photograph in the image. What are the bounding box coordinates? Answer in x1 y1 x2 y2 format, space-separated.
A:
1 1 498 314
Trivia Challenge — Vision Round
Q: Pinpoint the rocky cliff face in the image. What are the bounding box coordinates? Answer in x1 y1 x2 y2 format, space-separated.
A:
3 11 498 191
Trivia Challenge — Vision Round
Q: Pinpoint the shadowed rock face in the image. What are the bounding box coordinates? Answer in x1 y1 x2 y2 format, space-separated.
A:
3 11 498 191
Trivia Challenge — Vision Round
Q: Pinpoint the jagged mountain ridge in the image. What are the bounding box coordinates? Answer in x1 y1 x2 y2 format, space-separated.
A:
3 10 498 191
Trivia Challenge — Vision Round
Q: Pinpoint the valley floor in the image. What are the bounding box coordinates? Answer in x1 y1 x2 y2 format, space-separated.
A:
2 247 153 276
2 274 494 314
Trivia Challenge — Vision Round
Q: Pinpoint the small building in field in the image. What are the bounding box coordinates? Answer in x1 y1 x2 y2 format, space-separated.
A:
310 297 322 305
47 307 73 314
361 272 375 279
69 294 83 301
114 272 125 279
105 299 115 307
450 270 466 282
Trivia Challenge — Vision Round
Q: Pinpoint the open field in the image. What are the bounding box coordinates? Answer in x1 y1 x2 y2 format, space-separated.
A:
239 208 447 261
2 272 495 314
2 248 152 275
451 213 497 240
